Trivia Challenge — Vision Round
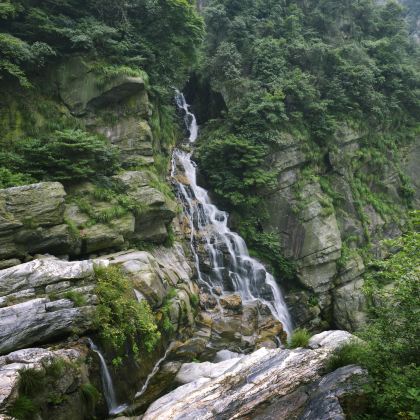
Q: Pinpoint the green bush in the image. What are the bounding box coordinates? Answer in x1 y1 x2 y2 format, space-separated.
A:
0 168 34 189
44 358 67 379
0 129 119 184
197 134 276 210
94 265 160 362
287 328 311 349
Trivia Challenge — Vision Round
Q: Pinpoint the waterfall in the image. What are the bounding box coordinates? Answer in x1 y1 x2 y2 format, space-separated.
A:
174 90 198 142
135 344 174 399
87 338 128 416
172 92 293 337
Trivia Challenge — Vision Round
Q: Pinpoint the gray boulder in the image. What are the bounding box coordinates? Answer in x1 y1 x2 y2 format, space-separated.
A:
142 331 357 420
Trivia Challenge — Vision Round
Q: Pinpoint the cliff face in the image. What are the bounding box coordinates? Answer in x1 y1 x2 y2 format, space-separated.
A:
263 126 418 332
189 0 420 333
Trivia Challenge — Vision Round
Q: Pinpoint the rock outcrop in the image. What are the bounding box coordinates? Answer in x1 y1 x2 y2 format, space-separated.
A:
0 244 195 355
142 331 365 420
263 125 414 331
0 345 105 420
0 183 78 265
0 258 96 355
0 170 178 267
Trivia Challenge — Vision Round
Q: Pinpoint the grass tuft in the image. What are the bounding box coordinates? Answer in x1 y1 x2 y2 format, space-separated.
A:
287 328 311 349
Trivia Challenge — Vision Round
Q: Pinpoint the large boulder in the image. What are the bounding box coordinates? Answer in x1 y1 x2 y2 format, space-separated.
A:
113 171 177 243
0 183 78 263
142 331 363 420
0 259 96 355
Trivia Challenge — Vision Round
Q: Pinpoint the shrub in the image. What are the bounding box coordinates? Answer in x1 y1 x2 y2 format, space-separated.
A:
189 293 199 308
0 168 34 189
94 266 160 362
287 328 311 349
1 129 119 184
7 395 37 420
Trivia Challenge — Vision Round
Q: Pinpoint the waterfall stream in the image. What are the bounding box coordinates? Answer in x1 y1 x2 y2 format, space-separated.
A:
135 344 175 399
172 92 293 337
87 339 128 416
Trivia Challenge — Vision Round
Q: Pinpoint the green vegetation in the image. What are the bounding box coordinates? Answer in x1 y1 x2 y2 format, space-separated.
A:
94 265 160 363
195 0 420 270
327 219 420 418
287 328 311 349
0 168 34 189
0 0 203 92
160 287 178 333
0 129 119 185
8 395 37 420
80 383 101 413
327 340 367 372
63 290 87 307
18 368 45 396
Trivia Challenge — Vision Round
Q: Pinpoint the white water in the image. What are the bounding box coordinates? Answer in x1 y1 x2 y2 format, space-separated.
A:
172 92 293 337
175 91 198 143
87 338 128 416
135 344 174 399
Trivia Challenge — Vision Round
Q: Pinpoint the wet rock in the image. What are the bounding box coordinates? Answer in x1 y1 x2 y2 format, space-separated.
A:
220 294 242 311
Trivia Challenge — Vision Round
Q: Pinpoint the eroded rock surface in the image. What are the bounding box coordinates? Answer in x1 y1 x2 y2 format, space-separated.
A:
143 331 361 420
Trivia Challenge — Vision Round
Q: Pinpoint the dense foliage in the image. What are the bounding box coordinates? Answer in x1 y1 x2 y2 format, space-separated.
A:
0 0 203 92
329 216 420 418
94 265 160 365
195 0 420 276
0 129 119 184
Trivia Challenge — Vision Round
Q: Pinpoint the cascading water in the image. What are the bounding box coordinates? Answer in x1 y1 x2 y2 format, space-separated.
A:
87 338 128 416
172 92 293 337
135 343 175 399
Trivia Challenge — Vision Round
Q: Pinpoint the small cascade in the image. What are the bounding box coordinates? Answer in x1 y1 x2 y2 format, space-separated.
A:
172 92 293 337
135 344 174 399
174 90 198 143
87 338 128 416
